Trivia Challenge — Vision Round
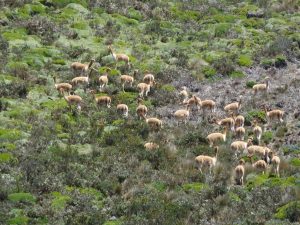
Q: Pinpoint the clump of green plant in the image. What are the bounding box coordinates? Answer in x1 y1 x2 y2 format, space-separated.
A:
202 65 217 78
161 84 175 92
182 182 209 192
261 58 273 69
274 201 300 222
214 23 231 38
246 80 257 88
290 158 300 167
8 193 36 203
261 131 273 144
274 55 287 68
238 55 253 67
230 70 245 78
245 110 266 125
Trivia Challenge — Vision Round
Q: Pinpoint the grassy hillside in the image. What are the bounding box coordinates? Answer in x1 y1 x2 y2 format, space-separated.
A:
0 0 300 224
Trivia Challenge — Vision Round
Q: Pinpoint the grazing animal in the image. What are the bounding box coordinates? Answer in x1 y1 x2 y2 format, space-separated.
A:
174 108 190 126
144 142 159 150
269 151 280 177
231 138 252 158
53 76 72 96
252 120 262 144
136 98 148 120
224 96 242 115
70 59 95 76
215 116 235 132
234 159 245 185
99 68 110 92
108 45 130 68
121 70 138 92
185 95 201 111
64 92 82 111
71 68 93 89
264 106 284 125
143 72 155 86
249 154 268 174
90 90 111 108
235 126 245 141
137 82 151 98
247 144 271 163
253 77 270 96
179 86 189 102
206 128 227 147
117 103 129 117
143 116 163 130
234 115 245 128
195 147 218 174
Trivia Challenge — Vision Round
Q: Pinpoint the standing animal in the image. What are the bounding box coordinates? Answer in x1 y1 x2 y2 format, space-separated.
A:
179 86 189 103
269 151 280 177
264 106 284 125
215 116 235 132
174 108 190 126
206 128 227 147
143 116 163 130
136 98 148 120
53 76 72 96
137 82 151 98
234 159 245 185
144 142 159 150
253 77 270 96
195 147 218 174
108 45 130 68
231 138 252 158
143 72 155 86
71 68 93 89
64 92 82 111
234 115 245 128
99 68 110 92
247 145 271 163
200 99 216 120
252 120 263 144
70 59 95 76
235 126 245 141
185 95 201 111
117 103 129 117
249 154 268 174
224 96 242 115
90 90 111 108
120 70 138 92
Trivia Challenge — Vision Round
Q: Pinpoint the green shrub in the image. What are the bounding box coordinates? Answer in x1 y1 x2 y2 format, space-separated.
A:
71 21 88 30
0 129 21 141
274 54 287 68
182 182 209 192
238 55 253 67
128 8 143 21
290 158 300 167
51 0 88 8
261 131 273 144
2 29 27 41
8 193 36 203
230 70 245 78
51 192 71 211
246 80 256 88
0 153 13 162
202 66 217 78
261 58 273 69
245 110 266 124
161 84 175 92
214 23 231 38
274 201 300 222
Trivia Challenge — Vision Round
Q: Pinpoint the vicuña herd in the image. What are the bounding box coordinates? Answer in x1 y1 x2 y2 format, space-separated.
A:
53 45 286 186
